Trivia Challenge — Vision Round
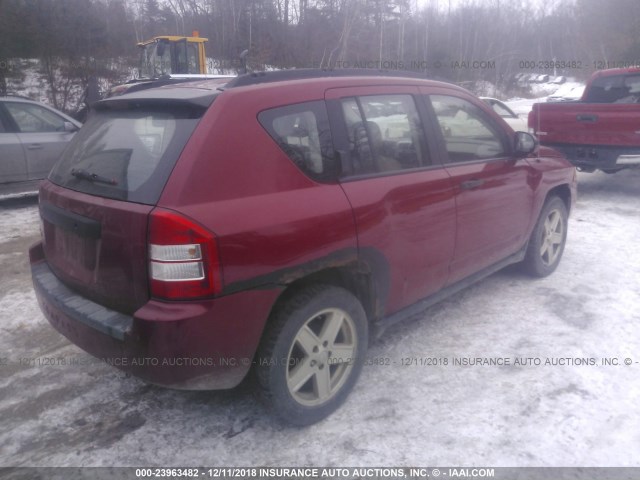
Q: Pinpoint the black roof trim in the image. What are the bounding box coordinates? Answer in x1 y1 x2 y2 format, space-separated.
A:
224 68 432 88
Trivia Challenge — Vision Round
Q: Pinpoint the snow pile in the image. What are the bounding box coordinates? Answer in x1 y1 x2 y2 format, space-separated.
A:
0 201 40 243
549 81 585 100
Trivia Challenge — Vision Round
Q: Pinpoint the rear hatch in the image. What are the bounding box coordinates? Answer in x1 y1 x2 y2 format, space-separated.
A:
40 88 214 314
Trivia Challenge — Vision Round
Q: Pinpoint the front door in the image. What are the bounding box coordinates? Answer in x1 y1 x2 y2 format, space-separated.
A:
425 92 535 284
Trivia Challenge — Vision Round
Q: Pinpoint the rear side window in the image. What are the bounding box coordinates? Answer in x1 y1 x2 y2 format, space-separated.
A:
49 105 204 204
258 101 338 181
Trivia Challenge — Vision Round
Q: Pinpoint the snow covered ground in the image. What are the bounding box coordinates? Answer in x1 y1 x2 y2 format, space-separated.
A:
505 81 586 119
1 170 639 468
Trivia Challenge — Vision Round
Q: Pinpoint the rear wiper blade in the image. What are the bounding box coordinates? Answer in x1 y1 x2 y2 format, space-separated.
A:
70 168 118 186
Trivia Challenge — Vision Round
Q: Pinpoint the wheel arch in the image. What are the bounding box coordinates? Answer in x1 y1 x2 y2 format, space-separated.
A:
262 250 391 340
546 183 573 214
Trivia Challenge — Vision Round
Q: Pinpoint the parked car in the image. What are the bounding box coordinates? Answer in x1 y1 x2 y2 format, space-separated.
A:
480 97 529 131
0 96 81 195
29 70 576 425
529 67 640 172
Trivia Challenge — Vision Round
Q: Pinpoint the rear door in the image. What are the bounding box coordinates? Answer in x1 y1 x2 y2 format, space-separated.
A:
424 90 535 284
0 106 27 183
326 86 456 315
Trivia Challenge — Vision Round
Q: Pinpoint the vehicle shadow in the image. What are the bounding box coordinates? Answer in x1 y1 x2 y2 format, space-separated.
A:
576 169 640 198
0 193 39 210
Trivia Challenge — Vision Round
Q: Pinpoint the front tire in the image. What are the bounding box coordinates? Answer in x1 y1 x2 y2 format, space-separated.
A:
256 285 368 426
522 196 568 277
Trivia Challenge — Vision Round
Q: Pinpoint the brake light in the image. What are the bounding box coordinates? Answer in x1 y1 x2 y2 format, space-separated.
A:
148 208 222 299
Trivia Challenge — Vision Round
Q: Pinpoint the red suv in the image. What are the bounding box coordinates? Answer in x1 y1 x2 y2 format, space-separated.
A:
30 70 576 425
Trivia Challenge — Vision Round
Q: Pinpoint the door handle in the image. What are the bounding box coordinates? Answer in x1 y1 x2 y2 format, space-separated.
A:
27 144 43 150
460 179 484 190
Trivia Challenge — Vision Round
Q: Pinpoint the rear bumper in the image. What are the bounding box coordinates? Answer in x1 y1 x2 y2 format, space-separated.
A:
30 242 281 390
546 144 640 170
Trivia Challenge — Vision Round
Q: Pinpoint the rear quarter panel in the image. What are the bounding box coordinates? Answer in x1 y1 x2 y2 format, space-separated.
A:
158 84 359 294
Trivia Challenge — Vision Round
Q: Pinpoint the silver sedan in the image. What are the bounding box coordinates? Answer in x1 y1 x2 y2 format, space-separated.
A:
0 96 82 195
480 96 529 132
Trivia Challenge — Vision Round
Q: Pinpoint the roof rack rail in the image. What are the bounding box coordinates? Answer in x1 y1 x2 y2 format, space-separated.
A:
225 68 429 88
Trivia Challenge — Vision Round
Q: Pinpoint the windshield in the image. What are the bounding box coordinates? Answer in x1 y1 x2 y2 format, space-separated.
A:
49 105 205 204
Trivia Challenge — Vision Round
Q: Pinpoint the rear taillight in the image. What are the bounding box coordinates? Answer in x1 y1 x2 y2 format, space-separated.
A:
148 208 222 300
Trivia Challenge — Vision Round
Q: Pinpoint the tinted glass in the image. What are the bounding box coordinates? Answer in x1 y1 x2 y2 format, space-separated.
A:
584 74 640 103
258 100 338 181
341 94 429 174
49 105 204 204
430 95 507 162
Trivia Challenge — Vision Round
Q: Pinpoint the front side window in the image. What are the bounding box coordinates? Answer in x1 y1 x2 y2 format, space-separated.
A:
340 94 429 175
4 102 66 133
258 101 338 181
430 95 507 163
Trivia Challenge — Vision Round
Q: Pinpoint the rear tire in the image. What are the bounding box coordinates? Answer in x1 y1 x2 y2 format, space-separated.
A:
521 196 568 277
256 285 368 426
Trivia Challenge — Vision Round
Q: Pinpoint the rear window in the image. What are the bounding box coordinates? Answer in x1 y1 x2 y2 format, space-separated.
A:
49 104 205 204
584 74 640 103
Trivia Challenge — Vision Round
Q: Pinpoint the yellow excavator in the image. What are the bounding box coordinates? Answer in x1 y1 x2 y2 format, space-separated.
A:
137 33 209 77
74 31 241 122
106 31 233 97
76 32 239 120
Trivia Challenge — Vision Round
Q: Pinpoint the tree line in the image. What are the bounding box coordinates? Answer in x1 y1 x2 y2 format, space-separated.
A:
2 0 640 113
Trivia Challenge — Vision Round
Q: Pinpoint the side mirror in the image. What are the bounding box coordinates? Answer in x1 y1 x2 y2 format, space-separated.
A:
64 121 79 133
514 131 537 156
